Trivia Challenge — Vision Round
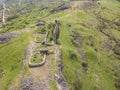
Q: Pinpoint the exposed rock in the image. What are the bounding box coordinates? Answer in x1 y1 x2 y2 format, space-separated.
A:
0 32 20 43
50 3 70 13
82 62 88 74
0 29 31 44
19 77 34 90
81 1 97 11
103 38 112 52
40 49 48 55
77 49 87 61
70 30 82 47
36 21 45 26
19 77 50 90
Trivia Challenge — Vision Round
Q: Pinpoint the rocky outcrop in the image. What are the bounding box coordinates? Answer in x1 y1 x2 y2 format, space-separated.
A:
0 31 21 43
50 3 70 13
0 29 31 44
71 30 88 74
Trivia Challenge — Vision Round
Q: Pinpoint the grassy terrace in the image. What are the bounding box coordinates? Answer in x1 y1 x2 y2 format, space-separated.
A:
0 31 33 90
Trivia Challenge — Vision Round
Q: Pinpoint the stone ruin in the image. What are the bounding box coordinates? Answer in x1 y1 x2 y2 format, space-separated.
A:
53 20 60 44
41 32 49 45
27 43 47 68
28 54 46 68
40 49 48 55
55 46 69 90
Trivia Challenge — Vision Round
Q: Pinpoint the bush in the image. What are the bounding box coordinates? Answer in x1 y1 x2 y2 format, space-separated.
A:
69 50 77 60
72 78 82 90
115 77 120 88
0 68 4 78
113 42 120 55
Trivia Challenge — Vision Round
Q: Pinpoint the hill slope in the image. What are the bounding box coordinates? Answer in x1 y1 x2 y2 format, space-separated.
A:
0 0 120 90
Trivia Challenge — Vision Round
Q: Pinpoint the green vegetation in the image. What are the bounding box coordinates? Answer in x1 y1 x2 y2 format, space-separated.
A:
31 54 43 63
0 0 120 90
0 4 51 33
0 31 33 90
46 1 120 90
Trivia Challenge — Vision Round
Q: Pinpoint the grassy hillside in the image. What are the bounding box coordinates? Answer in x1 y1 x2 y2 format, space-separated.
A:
45 1 120 90
0 30 34 90
0 0 120 90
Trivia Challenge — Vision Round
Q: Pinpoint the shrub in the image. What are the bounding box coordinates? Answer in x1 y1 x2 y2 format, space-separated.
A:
7 15 19 21
72 77 82 90
69 50 77 60
113 42 120 55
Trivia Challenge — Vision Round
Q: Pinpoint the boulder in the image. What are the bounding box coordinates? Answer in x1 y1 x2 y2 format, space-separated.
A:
36 21 45 26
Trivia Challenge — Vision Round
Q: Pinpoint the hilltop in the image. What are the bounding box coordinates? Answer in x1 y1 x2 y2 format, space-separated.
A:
0 0 120 90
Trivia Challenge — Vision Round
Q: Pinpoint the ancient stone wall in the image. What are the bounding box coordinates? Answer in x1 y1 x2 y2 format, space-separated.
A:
28 54 46 67
55 46 69 90
53 20 60 44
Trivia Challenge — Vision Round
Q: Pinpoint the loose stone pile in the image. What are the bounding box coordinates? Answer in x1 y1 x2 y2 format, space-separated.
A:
19 76 51 90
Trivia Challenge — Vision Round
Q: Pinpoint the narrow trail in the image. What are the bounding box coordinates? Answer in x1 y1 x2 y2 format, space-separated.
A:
19 30 58 90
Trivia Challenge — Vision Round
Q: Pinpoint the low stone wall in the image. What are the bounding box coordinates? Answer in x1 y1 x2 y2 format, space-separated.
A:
41 32 49 45
53 20 60 44
55 46 69 90
28 55 46 68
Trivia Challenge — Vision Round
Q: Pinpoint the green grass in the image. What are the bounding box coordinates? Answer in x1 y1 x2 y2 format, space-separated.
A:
0 0 120 90
59 21 116 90
31 54 43 63
49 81 58 90
51 1 120 89
111 29 120 39
0 31 33 90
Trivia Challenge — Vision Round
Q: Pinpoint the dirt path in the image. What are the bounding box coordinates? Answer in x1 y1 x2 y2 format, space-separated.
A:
18 31 58 90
